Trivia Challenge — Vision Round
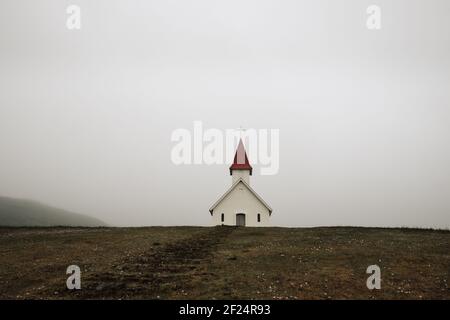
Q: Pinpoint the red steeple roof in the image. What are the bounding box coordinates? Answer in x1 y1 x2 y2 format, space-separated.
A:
229 139 252 175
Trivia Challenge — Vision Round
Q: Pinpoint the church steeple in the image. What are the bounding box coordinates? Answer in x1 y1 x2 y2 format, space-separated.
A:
229 139 252 184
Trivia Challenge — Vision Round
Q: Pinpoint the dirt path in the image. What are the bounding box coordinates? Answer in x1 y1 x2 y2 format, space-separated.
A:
69 226 236 299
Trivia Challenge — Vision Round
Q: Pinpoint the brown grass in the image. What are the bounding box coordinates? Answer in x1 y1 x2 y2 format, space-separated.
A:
0 226 448 299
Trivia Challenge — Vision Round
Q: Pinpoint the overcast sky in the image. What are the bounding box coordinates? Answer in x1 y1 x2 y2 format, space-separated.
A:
1 0 449 228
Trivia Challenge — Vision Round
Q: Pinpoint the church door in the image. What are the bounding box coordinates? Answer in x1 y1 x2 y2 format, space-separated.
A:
236 213 246 227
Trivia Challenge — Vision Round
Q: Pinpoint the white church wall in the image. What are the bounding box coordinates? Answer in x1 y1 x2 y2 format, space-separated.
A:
231 170 250 185
211 181 270 227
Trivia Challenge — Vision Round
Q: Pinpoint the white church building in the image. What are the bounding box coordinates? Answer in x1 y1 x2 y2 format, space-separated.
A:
209 139 272 227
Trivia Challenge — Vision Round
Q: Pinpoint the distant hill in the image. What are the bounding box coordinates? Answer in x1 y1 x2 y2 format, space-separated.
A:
0 196 106 227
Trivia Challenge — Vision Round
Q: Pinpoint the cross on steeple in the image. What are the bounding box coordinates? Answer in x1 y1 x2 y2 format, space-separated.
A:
236 125 247 138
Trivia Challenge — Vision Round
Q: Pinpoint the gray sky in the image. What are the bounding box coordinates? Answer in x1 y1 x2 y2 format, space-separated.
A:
1 0 449 228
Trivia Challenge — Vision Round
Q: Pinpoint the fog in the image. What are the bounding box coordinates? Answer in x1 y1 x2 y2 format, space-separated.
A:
1 0 449 228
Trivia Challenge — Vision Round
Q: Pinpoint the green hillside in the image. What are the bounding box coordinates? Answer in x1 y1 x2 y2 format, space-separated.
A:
0 196 106 227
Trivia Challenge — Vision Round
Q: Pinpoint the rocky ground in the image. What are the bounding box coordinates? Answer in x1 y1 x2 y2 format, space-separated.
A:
0 226 448 299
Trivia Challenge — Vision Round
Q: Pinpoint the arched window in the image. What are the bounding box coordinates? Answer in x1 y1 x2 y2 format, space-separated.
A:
257 213 261 222
221 213 224 222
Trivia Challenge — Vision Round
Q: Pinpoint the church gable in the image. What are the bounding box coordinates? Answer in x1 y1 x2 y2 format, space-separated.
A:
209 178 272 215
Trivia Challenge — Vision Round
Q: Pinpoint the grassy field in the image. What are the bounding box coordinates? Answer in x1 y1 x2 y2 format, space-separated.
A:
0 226 448 299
